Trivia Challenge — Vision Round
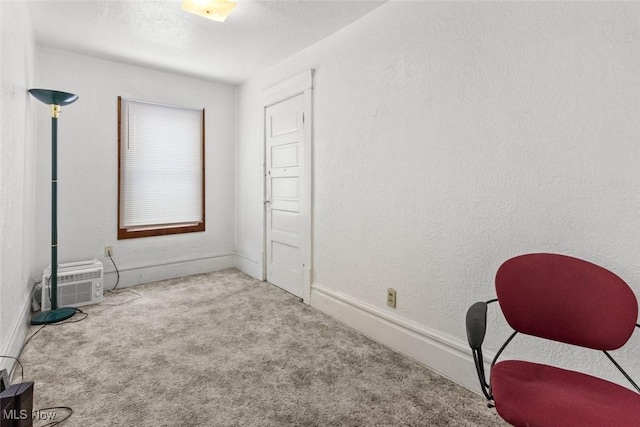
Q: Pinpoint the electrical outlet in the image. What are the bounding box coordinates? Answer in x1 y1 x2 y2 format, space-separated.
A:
387 288 397 308
104 246 113 257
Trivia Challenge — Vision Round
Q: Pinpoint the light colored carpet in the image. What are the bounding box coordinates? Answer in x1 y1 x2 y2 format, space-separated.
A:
18 269 506 426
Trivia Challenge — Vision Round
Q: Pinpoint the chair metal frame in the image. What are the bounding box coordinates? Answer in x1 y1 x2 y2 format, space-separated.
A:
466 299 640 407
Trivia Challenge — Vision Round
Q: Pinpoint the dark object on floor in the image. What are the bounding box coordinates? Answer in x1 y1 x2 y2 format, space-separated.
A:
0 381 34 427
466 253 640 427
0 370 9 393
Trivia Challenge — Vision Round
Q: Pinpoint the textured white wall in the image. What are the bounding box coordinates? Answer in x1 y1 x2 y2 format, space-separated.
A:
34 48 237 288
0 0 36 371
237 2 640 390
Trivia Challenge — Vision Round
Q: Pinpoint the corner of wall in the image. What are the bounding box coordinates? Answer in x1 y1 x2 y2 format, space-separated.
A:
0 298 32 376
0 0 39 375
234 252 263 281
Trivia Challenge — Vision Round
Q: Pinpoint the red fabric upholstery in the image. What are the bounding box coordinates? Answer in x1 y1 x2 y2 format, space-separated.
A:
492 360 640 427
495 253 638 350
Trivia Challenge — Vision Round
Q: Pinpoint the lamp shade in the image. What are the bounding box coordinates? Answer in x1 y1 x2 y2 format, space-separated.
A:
29 89 78 106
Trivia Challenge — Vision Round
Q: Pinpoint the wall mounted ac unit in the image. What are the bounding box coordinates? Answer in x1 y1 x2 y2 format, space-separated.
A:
41 259 104 311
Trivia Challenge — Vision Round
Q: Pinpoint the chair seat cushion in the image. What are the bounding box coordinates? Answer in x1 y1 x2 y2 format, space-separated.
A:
491 360 640 427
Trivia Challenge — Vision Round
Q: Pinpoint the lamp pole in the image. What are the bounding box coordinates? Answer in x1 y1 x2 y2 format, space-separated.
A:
29 89 79 325
51 104 59 311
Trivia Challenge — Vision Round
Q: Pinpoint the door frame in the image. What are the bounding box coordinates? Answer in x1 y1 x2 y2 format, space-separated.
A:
261 70 313 303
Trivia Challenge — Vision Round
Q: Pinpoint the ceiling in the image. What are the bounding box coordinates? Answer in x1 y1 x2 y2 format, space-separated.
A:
27 0 387 85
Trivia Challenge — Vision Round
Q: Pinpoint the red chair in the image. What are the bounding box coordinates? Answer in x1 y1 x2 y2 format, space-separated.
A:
466 253 640 426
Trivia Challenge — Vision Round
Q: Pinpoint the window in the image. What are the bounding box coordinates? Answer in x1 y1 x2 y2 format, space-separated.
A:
118 97 205 239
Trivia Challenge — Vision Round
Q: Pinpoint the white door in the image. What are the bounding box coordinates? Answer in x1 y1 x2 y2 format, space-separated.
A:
265 94 306 298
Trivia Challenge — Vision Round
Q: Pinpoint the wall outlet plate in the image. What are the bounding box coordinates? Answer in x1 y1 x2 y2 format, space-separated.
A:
104 246 113 257
387 288 397 308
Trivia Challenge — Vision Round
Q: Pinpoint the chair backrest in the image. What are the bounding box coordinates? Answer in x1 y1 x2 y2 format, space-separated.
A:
495 253 638 351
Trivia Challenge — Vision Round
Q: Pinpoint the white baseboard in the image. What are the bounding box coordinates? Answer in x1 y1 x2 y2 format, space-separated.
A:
234 252 263 281
0 292 32 378
311 283 484 394
102 253 236 288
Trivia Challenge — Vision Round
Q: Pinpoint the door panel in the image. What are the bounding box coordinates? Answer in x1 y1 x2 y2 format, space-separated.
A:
271 177 298 200
271 143 299 167
271 111 298 137
271 210 298 235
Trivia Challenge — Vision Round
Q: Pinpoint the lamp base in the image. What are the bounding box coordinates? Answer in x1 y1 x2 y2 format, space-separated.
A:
31 307 76 325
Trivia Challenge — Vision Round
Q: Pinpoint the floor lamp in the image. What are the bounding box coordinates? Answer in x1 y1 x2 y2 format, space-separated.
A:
29 89 79 325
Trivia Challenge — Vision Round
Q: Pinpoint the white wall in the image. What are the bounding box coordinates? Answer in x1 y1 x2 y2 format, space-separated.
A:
34 48 237 288
0 0 37 373
237 2 640 392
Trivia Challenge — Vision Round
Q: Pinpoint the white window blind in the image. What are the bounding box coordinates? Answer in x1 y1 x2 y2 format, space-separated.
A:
119 98 204 232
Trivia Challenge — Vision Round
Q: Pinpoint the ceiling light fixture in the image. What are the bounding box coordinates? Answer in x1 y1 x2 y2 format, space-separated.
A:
182 0 237 22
